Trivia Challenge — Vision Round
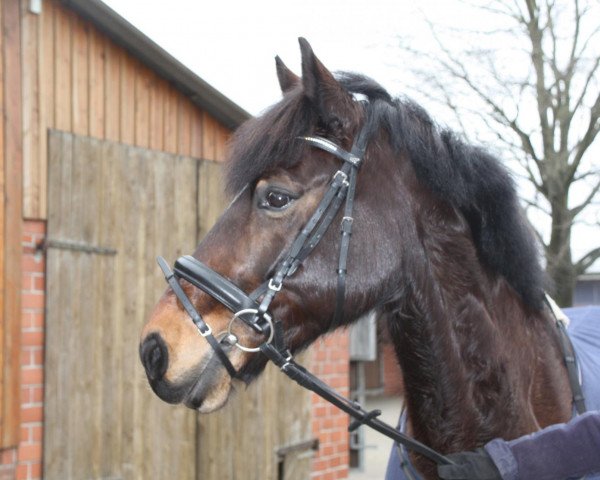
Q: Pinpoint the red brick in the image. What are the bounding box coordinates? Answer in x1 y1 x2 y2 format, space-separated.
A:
30 386 43 403
29 461 42 479
21 385 44 404
322 417 335 430
22 233 36 245
23 220 46 234
0 448 16 464
19 423 43 445
312 459 328 472
33 275 44 292
22 292 45 310
21 348 43 368
20 425 31 444
30 349 44 367
21 330 44 348
21 367 43 386
321 445 335 457
21 273 34 291
22 312 44 329
334 415 348 428
18 443 42 462
21 350 32 367
21 255 44 274
20 406 43 423
16 464 29 480
29 425 43 443
334 468 348 479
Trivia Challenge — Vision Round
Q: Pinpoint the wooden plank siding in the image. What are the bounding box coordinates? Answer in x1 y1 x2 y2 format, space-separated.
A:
45 131 198 479
43 132 313 479
21 0 230 220
195 163 313 480
1 0 24 449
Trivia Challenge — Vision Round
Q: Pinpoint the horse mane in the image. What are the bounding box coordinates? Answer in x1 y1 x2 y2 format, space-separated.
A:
225 72 545 311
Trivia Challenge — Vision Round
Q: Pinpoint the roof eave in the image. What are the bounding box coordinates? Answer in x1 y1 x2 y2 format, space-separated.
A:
61 0 251 130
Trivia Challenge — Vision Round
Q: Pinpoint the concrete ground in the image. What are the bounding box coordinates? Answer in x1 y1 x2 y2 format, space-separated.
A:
348 396 403 480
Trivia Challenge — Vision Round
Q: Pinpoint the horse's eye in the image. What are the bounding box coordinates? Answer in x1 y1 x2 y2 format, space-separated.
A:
263 190 293 210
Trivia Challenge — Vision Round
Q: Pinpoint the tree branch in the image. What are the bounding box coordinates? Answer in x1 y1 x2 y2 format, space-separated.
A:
575 246 600 274
525 0 553 151
568 90 600 183
570 176 600 218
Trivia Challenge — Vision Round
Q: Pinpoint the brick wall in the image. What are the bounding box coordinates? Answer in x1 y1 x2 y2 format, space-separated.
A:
0 220 46 480
310 331 350 480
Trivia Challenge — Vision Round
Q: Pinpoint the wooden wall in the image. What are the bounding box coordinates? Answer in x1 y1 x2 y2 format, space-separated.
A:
21 0 231 220
44 131 313 479
1 0 24 449
44 131 201 479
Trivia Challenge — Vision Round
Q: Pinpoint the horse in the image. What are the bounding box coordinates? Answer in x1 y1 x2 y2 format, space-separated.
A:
139 38 593 479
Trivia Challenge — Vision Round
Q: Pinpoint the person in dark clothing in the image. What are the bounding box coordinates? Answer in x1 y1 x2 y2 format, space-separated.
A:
437 411 600 480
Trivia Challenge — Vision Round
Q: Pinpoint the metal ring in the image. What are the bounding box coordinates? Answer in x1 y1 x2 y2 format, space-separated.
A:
227 308 274 353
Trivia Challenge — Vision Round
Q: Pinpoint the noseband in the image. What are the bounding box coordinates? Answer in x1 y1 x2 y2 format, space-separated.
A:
157 111 455 466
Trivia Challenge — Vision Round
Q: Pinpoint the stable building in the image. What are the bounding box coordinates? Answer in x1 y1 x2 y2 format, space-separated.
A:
0 1 351 479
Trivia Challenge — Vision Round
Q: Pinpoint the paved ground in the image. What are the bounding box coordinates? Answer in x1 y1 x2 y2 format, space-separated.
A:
348 396 403 480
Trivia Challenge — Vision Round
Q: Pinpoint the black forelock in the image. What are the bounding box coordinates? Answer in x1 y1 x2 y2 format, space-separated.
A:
225 89 315 195
224 72 545 310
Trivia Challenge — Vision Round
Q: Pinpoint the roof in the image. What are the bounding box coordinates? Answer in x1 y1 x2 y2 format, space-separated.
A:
61 0 251 130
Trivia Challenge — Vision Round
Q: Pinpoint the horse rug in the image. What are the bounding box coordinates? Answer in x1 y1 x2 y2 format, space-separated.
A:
385 305 600 480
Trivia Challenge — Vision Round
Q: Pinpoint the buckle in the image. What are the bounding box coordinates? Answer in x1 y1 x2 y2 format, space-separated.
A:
268 278 282 292
341 216 353 234
333 170 349 187
197 323 212 337
347 155 361 167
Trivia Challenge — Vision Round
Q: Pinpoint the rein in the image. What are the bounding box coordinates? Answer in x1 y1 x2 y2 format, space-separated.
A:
156 112 455 467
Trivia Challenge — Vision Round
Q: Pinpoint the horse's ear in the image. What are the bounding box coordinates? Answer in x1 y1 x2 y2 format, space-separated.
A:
298 37 354 131
275 56 300 94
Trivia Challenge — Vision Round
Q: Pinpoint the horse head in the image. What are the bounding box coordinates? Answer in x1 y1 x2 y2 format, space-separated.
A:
139 40 558 462
139 39 398 409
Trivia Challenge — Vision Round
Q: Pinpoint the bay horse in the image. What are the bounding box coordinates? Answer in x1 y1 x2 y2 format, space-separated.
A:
140 39 580 479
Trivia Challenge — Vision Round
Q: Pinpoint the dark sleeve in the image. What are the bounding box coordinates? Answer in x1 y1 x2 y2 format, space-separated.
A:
484 411 600 480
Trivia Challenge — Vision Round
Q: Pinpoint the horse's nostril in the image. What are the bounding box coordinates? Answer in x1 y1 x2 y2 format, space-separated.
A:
140 333 168 381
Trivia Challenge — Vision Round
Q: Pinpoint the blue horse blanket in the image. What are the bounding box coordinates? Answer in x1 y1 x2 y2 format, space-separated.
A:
385 306 600 480
565 306 600 412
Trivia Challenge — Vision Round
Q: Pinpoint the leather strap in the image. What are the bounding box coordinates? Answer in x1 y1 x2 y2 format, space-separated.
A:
157 257 238 378
259 323 454 466
333 166 358 327
556 320 587 414
544 294 587 415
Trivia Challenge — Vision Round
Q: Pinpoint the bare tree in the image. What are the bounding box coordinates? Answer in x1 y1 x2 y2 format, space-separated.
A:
399 0 600 306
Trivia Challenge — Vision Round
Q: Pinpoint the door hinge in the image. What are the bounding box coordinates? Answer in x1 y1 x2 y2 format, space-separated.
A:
39 238 117 256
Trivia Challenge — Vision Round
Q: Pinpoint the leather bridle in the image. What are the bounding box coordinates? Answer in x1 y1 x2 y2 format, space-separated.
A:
156 109 456 467
155 103 589 470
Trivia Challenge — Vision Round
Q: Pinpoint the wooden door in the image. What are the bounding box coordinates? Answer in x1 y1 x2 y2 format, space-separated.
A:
45 131 314 480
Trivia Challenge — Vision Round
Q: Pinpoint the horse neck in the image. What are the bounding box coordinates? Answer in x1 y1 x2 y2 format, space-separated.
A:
384 200 572 472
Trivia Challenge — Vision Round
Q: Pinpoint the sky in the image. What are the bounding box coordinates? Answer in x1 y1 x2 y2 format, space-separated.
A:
102 0 599 271
101 0 478 116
